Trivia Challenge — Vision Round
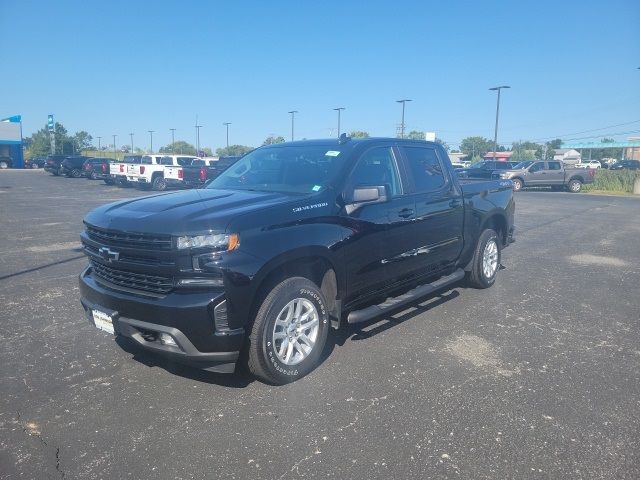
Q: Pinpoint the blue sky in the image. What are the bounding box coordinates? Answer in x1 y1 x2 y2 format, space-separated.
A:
2 0 639 150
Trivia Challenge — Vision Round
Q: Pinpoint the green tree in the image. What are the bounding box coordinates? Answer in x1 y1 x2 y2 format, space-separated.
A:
73 131 93 151
159 141 197 155
511 141 543 160
216 145 254 156
435 137 450 152
460 136 493 159
545 138 562 160
470 154 483 164
349 130 369 138
406 130 425 140
263 135 285 145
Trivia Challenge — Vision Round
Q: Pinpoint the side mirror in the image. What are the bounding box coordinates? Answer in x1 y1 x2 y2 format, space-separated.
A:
345 185 388 214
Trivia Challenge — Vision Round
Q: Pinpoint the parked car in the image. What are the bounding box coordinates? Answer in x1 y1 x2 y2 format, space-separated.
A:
0 156 12 169
575 160 601 169
108 155 143 186
609 159 640 171
25 156 46 169
498 160 596 192
79 137 515 384
60 156 90 177
84 158 116 180
182 156 241 188
457 160 519 179
44 155 70 176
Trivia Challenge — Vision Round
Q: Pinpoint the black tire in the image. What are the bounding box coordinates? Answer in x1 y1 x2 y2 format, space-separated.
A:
247 277 330 384
152 175 167 191
567 179 582 193
90 171 99 180
511 178 523 192
466 229 501 289
71 168 82 178
103 179 115 185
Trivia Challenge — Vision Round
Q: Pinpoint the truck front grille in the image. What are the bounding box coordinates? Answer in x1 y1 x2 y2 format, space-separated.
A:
90 260 173 295
85 225 172 251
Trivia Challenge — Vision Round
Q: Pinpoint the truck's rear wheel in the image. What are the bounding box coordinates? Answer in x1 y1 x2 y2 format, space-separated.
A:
104 178 115 185
247 277 329 384
567 179 582 193
466 229 501 289
152 176 167 191
511 178 523 191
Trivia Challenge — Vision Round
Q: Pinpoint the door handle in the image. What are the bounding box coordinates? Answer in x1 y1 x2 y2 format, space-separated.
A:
449 199 462 208
397 208 414 218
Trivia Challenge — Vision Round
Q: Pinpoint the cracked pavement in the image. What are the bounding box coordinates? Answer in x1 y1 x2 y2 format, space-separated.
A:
1 170 639 479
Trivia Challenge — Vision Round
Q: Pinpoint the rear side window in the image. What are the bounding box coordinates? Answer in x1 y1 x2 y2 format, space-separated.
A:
177 157 194 166
530 162 545 172
548 161 561 170
160 156 173 165
191 159 205 166
495 162 510 170
401 146 445 192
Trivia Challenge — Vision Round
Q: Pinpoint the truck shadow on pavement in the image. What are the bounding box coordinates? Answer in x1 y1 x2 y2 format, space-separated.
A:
114 287 462 388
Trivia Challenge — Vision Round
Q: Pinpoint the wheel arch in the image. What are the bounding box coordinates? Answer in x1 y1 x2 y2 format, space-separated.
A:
481 212 508 247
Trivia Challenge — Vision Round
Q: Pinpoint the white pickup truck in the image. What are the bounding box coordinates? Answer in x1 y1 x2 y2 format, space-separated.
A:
107 155 143 186
133 155 199 191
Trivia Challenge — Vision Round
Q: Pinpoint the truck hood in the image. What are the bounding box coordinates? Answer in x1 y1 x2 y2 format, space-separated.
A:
84 188 299 235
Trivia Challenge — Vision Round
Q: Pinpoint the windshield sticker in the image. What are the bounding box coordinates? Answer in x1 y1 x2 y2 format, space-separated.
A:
292 202 328 213
312 185 322 192
325 151 340 157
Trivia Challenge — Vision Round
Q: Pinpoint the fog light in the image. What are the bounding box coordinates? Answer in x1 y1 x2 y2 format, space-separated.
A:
159 333 177 347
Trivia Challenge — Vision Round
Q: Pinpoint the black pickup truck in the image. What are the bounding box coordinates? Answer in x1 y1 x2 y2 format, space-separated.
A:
79 137 515 384
60 156 91 177
182 156 241 188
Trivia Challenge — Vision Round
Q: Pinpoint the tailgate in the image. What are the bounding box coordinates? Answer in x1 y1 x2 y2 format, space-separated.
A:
164 166 183 180
127 164 140 176
110 163 127 176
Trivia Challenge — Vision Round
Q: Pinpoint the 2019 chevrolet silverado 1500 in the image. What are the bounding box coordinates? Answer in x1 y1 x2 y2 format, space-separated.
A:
79 137 515 384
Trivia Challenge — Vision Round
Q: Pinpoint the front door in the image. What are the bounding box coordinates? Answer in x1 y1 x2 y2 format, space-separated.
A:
341 145 410 301
526 161 548 185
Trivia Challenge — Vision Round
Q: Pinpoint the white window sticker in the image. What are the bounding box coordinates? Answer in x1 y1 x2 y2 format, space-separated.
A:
325 151 340 157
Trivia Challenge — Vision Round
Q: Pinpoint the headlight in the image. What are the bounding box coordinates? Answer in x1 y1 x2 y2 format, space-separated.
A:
176 233 239 251
499 172 512 179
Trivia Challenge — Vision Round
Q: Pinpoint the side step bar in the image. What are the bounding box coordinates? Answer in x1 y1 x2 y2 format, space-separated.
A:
346 268 465 324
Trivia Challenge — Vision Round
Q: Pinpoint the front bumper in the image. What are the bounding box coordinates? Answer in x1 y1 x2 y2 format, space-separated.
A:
79 266 244 373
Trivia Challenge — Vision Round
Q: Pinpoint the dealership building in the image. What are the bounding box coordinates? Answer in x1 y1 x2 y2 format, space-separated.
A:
0 115 24 168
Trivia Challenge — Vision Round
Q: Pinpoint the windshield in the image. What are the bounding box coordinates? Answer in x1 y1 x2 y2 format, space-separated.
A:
513 161 534 169
469 162 487 169
207 145 346 194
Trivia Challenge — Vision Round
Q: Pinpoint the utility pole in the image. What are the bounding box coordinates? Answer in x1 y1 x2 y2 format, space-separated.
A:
333 107 345 138
97 136 102 157
148 130 154 153
129 133 134 154
169 128 176 152
396 99 412 138
112 134 117 160
489 86 510 161
288 110 298 141
223 122 231 148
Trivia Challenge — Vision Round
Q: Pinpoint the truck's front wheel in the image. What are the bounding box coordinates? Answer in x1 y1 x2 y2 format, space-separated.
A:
511 178 523 191
466 229 501 289
247 277 329 384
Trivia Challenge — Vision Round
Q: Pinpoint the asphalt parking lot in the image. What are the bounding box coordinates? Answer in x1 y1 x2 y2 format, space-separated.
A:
1 169 639 479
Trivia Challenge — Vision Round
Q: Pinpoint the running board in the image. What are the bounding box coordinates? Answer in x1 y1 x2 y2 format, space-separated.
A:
346 268 465 324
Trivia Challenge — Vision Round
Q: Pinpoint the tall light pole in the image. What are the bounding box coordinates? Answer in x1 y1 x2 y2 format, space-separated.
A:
112 134 117 159
288 110 298 141
223 122 231 148
169 128 176 152
97 136 102 157
195 120 202 155
148 130 154 153
333 107 345 138
396 99 412 138
489 86 510 161
129 132 134 153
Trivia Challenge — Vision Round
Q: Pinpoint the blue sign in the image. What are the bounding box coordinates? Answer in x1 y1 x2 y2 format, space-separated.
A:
47 114 54 132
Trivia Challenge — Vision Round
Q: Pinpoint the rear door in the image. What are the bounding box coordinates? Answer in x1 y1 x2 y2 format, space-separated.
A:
545 161 564 184
398 145 464 277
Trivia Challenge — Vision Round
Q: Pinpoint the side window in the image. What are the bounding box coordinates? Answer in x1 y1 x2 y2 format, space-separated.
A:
495 162 509 170
348 147 401 196
160 156 173 165
401 146 445 192
548 161 561 170
530 162 545 172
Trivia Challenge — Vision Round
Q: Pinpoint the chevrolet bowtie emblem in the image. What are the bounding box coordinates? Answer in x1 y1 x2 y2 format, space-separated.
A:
98 247 120 262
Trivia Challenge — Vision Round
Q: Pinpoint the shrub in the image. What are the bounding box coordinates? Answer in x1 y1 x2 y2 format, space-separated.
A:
583 169 640 193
